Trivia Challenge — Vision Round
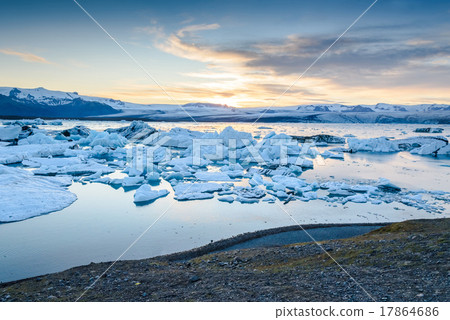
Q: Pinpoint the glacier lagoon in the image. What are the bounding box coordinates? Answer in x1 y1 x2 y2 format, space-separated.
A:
0 120 449 282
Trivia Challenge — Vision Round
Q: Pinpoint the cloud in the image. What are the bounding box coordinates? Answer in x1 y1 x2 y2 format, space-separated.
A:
135 21 450 106
0 49 51 64
176 23 220 37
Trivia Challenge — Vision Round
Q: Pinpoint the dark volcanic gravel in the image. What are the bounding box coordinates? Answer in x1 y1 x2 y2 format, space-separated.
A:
1 218 448 302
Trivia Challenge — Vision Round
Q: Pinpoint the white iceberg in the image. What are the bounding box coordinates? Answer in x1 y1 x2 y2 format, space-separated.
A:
348 136 448 155
0 143 71 165
122 176 145 187
345 194 368 203
0 126 21 141
133 184 169 203
176 192 214 201
18 133 57 145
235 196 259 204
106 120 156 140
376 178 401 192
80 131 128 148
0 165 76 222
218 195 234 203
194 171 233 181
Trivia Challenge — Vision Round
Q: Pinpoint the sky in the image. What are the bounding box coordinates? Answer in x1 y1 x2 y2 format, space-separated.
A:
0 0 449 107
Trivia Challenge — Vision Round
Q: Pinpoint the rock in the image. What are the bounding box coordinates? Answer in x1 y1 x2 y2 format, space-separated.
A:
189 275 200 283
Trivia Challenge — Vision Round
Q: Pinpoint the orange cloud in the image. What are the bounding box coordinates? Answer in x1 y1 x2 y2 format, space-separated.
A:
0 49 51 64
131 22 450 107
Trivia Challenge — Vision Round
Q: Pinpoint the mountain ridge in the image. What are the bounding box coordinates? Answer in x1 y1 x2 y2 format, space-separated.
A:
1 86 449 123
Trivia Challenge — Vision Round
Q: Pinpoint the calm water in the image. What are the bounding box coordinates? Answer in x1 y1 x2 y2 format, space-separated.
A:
0 121 449 282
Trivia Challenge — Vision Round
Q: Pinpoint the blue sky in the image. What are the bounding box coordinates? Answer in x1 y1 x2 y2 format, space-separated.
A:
0 0 449 107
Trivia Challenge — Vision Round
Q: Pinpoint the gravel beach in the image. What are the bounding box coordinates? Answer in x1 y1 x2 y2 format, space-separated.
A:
1 218 448 302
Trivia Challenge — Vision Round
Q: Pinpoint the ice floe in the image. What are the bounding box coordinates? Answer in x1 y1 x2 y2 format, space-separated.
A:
79 130 128 148
0 165 76 222
347 136 448 155
133 184 169 203
106 120 156 141
0 126 21 142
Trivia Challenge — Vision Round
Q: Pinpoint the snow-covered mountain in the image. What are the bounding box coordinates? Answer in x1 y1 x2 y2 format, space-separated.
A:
0 87 449 123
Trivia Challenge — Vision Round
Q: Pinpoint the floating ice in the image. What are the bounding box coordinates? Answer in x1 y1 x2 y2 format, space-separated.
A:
345 194 368 203
133 184 169 203
348 136 448 155
173 182 229 195
0 143 71 164
219 126 254 148
0 126 21 141
18 132 57 145
57 125 90 140
194 171 233 181
176 192 214 201
106 120 156 140
33 160 114 176
218 195 234 203
376 178 401 192
122 176 144 187
233 186 265 199
0 165 76 222
146 171 161 182
80 130 127 148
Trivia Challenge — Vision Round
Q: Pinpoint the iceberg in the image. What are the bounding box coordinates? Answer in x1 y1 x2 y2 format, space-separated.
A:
133 184 169 203
233 186 265 199
79 131 128 148
219 126 254 148
194 171 233 181
235 196 259 204
0 165 76 222
146 171 161 182
345 194 368 203
0 126 21 141
376 178 401 193
106 120 156 140
33 160 114 176
18 132 57 145
0 143 71 165
122 176 145 187
348 136 448 155
58 125 90 140
218 195 234 203
176 192 215 201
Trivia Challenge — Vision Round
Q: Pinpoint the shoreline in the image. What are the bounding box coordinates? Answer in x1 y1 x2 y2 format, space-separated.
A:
1 218 448 302
2 222 388 286
159 222 389 262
